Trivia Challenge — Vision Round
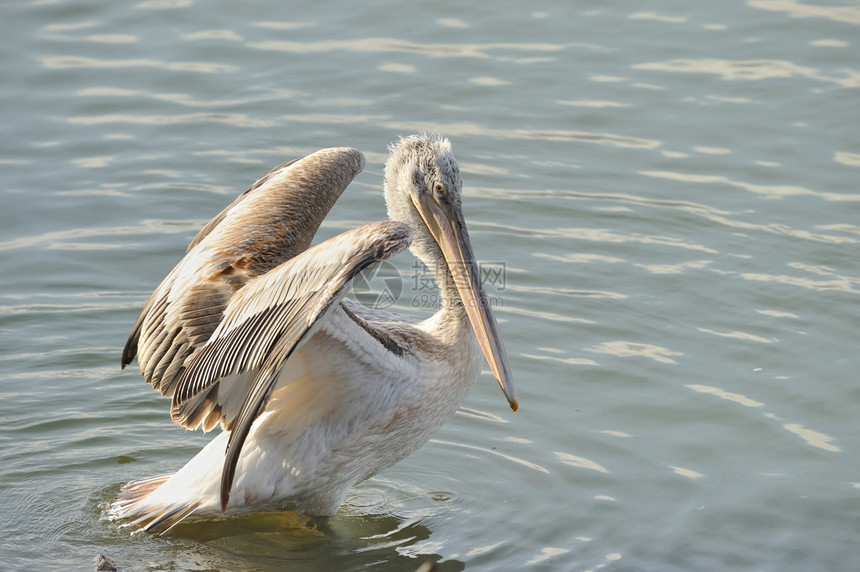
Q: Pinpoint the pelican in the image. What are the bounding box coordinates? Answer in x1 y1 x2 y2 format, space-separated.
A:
109 133 517 534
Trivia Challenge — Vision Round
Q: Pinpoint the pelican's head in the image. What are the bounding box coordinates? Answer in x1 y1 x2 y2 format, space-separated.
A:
383 134 517 412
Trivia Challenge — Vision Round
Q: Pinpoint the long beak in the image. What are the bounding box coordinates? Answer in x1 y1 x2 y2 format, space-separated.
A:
413 194 518 412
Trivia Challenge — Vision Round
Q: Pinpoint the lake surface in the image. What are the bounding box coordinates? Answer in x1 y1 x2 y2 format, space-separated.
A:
2 0 859 570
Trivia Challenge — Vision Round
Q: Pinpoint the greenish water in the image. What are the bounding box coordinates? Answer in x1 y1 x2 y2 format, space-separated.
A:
2 1 859 570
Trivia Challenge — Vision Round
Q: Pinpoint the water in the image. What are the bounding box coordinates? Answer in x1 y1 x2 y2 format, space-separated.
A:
2 0 859 570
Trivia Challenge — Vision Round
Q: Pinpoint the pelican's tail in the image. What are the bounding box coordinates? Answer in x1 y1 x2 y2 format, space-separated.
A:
108 474 204 535
108 433 229 534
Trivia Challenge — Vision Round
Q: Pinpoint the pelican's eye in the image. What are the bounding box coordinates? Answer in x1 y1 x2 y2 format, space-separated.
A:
432 182 450 205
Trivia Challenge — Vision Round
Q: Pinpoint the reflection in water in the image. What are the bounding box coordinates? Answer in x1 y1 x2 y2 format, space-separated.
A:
688 385 842 454
437 18 468 29
749 0 860 26
251 21 315 31
600 430 632 438
248 38 565 59
636 259 712 275
696 328 776 344
464 541 504 557
586 341 684 364
535 252 625 265
554 451 609 474
693 146 731 155
379 62 417 74
740 270 860 295
386 121 661 149
455 406 509 425
686 384 764 408
279 115 664 150
431 439 549 474
835 151 860 167
0 219 203 251
633 58 860 88
556 99 630 108
70 156 114 168
755 309 799 319
502 306 597 325
589 74 626 83
526 546 572 565
68 113 268 128
84 34 138 44
470 76 509 86
182 29 244 41
669 465 705 480
549 227 715 253
137 0 194 9
630 12 687 24
781 423 841 453
41 56 237 74
640 169 860 203
106 479 468 570
522 352 599 367
77 87 256 108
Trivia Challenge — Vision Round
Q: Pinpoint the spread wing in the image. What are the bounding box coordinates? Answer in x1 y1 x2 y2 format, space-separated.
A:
165 221 413 512
183 157 302 254
121 147 365 398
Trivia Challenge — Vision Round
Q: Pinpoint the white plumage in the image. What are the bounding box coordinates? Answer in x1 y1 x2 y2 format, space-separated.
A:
110 134 517 534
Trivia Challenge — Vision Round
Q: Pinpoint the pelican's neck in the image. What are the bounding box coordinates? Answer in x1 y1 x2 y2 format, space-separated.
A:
414 237 484 396
410 232 469 329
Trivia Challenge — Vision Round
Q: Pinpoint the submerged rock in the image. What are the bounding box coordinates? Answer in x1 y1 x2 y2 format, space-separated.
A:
94 554 117 571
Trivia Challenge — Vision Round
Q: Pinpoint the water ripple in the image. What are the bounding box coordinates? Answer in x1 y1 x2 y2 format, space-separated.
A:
686 384 765 408
247 38 565 59
696 328 777 344
382 121 662 149
739 270 860 295
0 219 202 251
669 465 705 479
535 252 625 265
137 0 194 9
556 99 630 108
641 169 860 203
636 259 713 275
749 0 860 26
781 423 841 452
835 152 860 167
585 341 683 364
522 353 599 367
250 21 315 31
501 305 597 325
687 385 843 453
554 451 609 473
41 56 237 74
526 547 572 565
76 87 255 108
67 112 267 128
182 29 243 42
633 58 860 88
430 439 549 474
630 12 687 24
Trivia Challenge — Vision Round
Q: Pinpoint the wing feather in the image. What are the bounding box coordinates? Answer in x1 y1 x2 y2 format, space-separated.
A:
184 157 303 254
166 221 412 512
122 147 366 398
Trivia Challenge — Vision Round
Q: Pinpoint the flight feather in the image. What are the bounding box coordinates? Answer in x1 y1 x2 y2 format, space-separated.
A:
121 147 365 399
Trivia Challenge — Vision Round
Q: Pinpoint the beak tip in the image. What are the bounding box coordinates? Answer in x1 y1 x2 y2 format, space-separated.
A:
509 397 519 413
